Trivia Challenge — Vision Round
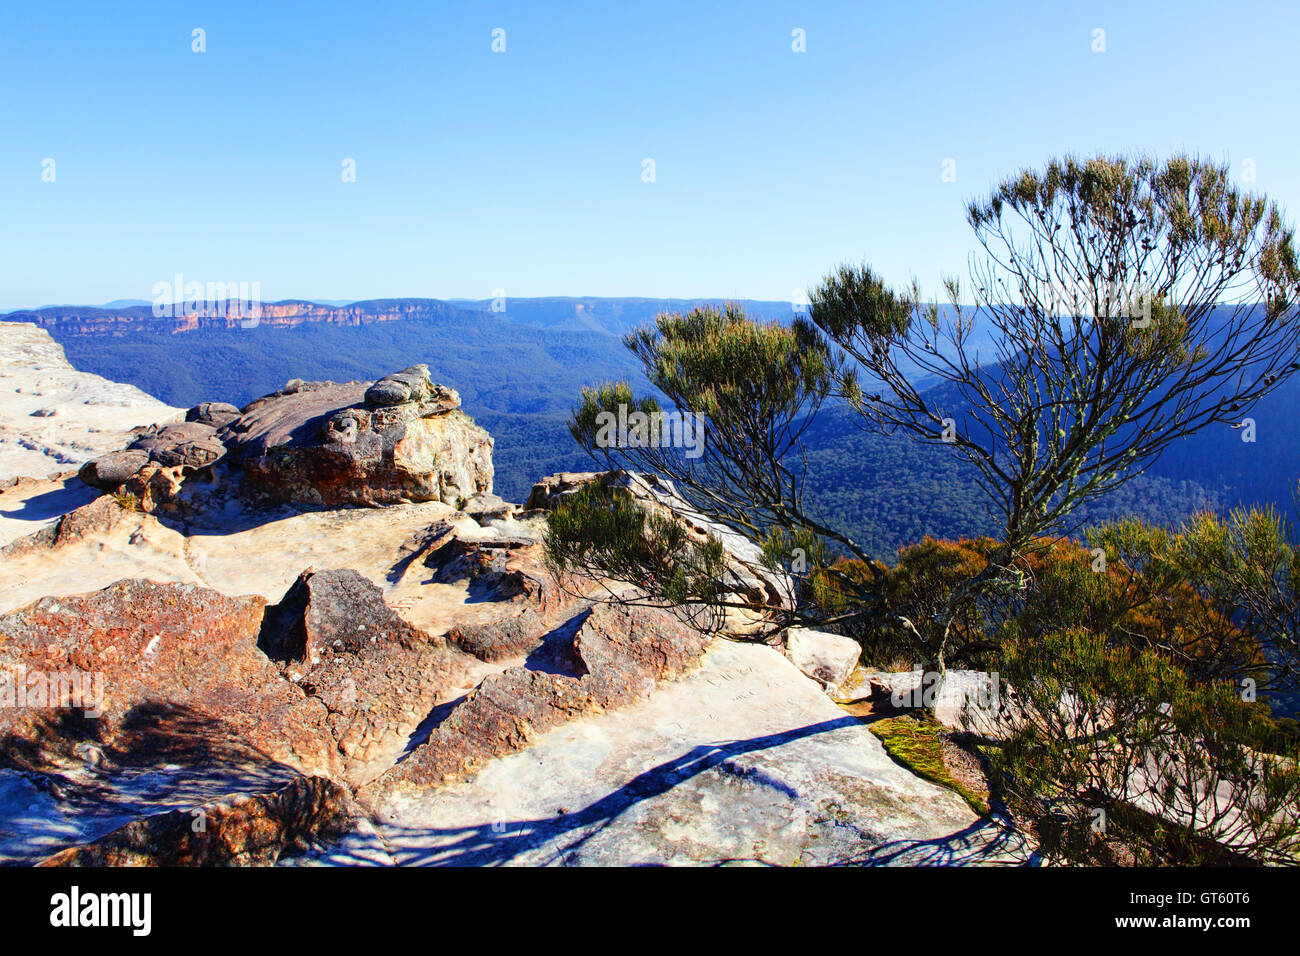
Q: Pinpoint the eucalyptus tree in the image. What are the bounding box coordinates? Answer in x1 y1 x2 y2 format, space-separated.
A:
809 155 1300 672
550 306 860 632
549 155 1300 674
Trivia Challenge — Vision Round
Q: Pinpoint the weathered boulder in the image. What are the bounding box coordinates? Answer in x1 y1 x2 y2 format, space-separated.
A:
78 421 227 491
785 627 861 696
76 449 151 490
129 424 226 473
118 462 190 515
186 401 242 429
129 421 221 458
259 568 456 784
259 567 430 664
461 491 514 520
221 368 493 507
394 516 560 611
0 579 339 777
150 437 226 469
524 471 607 511
365 603 711 797
450 607 557 662
38 775 357 867
867 670 1009 737
0 579 267 727
364 364 440 406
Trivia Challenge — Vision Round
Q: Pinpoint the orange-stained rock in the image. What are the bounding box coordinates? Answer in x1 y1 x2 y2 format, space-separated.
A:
0 578 340 778
259 568 457 785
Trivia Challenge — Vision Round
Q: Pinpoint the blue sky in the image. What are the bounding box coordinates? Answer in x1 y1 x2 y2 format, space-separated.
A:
2 0 1297 309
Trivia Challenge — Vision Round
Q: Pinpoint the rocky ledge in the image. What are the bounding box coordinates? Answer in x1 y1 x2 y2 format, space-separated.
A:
0 322 180 484
0 337 1029 867
75 363 493 510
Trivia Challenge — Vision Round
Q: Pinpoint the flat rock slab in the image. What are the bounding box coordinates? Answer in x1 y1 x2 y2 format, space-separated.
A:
0 322 180 481
364 641 1025 866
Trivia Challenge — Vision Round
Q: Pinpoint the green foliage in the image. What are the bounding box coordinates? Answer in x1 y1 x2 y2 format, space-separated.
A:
559 304 862 570
1091 505 1300 709
807 509 1300 864
807 263 912 345
543 476 729 609
806 524 1273 686
969 155 1300 306
816 154 1300 555
622 303 838 423
992 628 1300 865
568 380 661 452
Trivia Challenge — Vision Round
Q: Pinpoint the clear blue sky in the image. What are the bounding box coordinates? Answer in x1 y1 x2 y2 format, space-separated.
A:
2 0 1297 309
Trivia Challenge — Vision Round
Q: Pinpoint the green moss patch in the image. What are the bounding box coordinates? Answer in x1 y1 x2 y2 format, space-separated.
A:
868 714 990 816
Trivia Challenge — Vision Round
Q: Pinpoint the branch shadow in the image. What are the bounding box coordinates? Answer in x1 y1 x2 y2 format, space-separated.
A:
0 703 303 865
844 814 1038 866
374 716 1031 867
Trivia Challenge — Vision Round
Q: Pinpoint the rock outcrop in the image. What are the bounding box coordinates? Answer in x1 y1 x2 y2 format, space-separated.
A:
360 640 1028 866
865 669 1010 737
0 322 181 481
259 568 457 784
186 401 242 429
526 470 794 632
365 603 711 798
223 366 492 508
72 364 495 510
785 627 862 696
79 422 227 490
0 579 339 778
0 347 1033 867
76 449 152 489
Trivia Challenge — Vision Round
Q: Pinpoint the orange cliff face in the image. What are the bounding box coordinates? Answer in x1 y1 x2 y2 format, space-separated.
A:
1 299 471 335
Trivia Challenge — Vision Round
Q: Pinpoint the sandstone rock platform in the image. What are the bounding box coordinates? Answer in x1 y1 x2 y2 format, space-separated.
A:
357 640 1029 866
0 327 1034 867
0 322 181 482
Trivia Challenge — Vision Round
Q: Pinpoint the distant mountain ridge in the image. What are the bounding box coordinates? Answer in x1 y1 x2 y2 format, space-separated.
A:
4 296 801 336
446 296 799 336
2 298 471 335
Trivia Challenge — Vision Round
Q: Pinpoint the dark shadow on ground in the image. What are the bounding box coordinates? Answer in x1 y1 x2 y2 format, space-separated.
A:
0 480 98 523
373 716 1029 867
0 703 302 865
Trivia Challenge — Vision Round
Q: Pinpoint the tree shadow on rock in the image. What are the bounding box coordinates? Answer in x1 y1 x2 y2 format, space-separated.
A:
379 716 1012 867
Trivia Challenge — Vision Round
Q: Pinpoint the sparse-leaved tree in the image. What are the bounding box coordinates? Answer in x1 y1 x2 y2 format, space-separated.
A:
810 154 1300 673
